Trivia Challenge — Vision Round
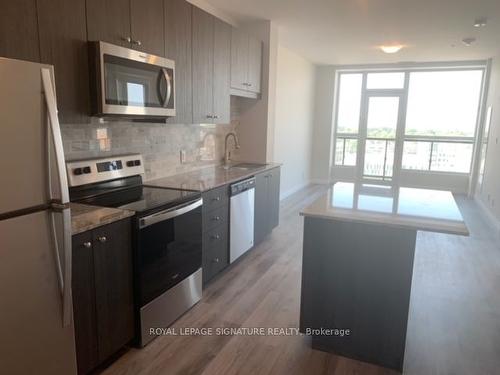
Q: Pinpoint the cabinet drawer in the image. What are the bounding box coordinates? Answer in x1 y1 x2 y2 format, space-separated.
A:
203 204 228 232
203 221 228 251
202 185 229 211
202 224 228 284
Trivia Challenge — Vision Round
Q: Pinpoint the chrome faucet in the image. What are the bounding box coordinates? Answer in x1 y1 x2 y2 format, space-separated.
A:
224 132 240 166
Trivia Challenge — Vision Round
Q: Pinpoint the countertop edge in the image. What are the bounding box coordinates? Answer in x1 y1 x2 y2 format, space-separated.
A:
300 210 470 236
71 203 135 236
146 163 282 192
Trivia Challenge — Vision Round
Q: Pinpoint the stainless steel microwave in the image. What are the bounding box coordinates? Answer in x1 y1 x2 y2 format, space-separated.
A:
89 41 175 117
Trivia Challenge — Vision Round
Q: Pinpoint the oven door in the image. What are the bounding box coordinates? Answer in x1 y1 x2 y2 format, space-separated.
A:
135 198 202 307
92 41 175 117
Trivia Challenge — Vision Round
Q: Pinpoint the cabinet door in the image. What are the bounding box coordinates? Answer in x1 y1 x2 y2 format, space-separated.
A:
130 0 164 55
192 7 214 123
268 168 281 229
165 0 192 124
0 0 40 62
213 18 231 124
86 0 131 47
72 232 99 375
254 171 270 245
230 28 248 91
247 36 262 94
37 0 90 124
92 220 134 362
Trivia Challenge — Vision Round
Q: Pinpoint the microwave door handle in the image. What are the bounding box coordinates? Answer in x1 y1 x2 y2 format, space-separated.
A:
41 68 69 205
161 68 172 108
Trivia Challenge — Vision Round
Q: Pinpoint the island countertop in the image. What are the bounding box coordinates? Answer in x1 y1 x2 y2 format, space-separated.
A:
146 162 281 192
70 203 135 235
300 182 469 235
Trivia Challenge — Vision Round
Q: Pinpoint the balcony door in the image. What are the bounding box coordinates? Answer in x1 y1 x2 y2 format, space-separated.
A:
358 92 405 183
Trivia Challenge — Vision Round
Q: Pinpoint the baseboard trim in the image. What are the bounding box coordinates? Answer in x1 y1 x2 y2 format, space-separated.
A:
474 196 500 234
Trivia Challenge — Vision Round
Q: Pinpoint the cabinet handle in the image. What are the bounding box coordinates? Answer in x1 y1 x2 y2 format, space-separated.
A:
210 234 220 240
213 257 220 263
83 241 91 248
122 36 132 43
131 39 142 46
172 273 179 279
212 216 221 221
212 196 221 202
98 236 107 243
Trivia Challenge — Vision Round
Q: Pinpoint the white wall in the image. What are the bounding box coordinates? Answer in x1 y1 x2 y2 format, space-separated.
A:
476 56 500 231
311 66 336 183
274 45 316 199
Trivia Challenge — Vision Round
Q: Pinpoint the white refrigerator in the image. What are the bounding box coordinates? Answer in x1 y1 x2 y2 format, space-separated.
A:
0 57 77 374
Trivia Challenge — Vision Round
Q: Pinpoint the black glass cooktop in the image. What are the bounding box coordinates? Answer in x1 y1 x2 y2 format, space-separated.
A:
74 185 199 214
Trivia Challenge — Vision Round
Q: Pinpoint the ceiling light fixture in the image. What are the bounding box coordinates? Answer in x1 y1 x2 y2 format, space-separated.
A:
473 17 487 27
380 45 404 54
462 37 476 46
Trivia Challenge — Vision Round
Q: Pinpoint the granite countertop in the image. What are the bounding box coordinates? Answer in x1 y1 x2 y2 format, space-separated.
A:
146 162 281 192
71 203 135 235
300 182 469 236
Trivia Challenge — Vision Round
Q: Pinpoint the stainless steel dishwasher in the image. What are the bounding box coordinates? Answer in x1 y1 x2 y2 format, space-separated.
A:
230 177 255 263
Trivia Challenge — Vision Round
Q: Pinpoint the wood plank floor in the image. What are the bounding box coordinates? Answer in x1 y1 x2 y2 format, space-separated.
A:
102 185 500 375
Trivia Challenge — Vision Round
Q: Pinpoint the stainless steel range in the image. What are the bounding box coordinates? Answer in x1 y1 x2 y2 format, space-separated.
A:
67 154 202 346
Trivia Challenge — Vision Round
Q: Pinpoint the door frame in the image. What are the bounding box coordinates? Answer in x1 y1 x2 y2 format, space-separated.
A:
357 81 409 184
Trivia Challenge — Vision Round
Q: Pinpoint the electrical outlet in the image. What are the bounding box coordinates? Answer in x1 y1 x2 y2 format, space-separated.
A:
180 150 186 164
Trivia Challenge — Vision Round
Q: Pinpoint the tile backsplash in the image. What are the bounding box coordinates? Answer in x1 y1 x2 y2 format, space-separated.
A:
61 119 236 181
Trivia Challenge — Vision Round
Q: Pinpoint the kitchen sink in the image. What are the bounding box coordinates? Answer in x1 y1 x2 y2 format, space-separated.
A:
223 162 267 171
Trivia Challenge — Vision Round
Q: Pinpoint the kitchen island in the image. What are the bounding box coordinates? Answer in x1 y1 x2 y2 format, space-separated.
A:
299 182 468 372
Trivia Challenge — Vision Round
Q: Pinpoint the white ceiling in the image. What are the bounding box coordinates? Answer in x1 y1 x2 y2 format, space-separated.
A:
204 0 500 65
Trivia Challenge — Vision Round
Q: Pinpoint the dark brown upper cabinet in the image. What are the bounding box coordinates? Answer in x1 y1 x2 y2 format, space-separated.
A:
165 0 193 124
87 0 164 55
37 0 91 124
192 7 231 124
230 27 262 97
86 0 131 47
0 0 40 62
130 0 165 56
213 18 231 124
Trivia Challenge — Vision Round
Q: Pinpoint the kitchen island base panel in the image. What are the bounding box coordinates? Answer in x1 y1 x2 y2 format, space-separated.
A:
300 216 417 372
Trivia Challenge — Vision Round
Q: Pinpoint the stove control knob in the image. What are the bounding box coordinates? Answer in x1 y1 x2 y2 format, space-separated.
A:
134 159 141 166
73 168 83 175
82 166 91 174
126 160 135 167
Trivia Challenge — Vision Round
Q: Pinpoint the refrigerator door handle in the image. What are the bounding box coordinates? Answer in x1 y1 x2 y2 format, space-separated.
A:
41 68 69 205
50 205 72 327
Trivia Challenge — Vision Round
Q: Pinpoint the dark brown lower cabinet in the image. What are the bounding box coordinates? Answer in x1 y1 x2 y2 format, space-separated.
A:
254 167 281 245
201 185 229 285
72 218 134 374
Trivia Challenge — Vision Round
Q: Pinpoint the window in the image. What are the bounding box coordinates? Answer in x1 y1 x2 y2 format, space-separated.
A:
333 67 485 180
405 70 483 137
366 72 405 89
402 69 483 173
335 138 357 166
336 74 362 134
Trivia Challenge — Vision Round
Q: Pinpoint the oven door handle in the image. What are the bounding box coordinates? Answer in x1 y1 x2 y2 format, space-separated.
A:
139 198 203 229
